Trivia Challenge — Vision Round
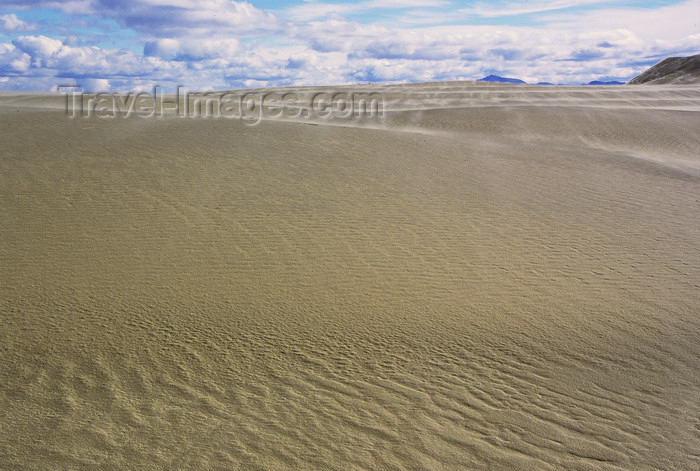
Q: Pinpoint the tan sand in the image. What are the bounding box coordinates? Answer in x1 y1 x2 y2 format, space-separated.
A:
1 83 699 469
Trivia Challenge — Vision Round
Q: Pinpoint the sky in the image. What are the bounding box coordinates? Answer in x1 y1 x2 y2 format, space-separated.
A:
0 0 698 91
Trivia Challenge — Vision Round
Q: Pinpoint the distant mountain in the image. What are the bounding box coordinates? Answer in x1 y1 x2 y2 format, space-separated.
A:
628 54 700 85
586 80 625 85
477 75 526 84
536 82 554 85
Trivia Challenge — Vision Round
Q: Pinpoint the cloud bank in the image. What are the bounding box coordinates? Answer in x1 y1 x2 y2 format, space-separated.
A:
0 0 698 90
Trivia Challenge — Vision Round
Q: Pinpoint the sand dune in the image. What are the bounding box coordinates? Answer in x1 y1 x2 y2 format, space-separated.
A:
1 82 699 469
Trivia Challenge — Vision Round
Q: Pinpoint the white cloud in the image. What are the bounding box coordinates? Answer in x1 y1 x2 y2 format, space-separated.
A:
97 0 282 38
0 43 31 73
63 35 81 47
542 0 700 41
144 38 241 60
80 77 110 91
460 0 610 18
12 35 64 66
285 0 449 21
2 1 282 37
0 13 36 33
4 36 191 90
0 1 94 15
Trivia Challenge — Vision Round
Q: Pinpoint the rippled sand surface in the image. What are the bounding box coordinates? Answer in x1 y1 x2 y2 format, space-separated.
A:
1 83 699 469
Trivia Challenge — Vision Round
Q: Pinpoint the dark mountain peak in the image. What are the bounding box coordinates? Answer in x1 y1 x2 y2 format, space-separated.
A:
628 54 700 85
586 80 625 85
477 75 527 84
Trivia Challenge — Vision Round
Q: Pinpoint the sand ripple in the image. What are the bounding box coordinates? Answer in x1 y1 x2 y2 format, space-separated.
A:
1 83 699 469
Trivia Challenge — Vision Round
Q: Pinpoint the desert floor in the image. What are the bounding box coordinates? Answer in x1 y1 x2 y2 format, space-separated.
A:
1 83 699 469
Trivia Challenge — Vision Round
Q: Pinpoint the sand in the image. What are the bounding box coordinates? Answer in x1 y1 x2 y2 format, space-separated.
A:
1 83 699 470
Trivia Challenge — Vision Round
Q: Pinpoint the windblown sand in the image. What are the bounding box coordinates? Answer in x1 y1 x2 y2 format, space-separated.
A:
1 83 699 470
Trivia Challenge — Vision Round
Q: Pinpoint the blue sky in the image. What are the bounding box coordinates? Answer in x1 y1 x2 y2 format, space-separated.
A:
0 1 698 90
